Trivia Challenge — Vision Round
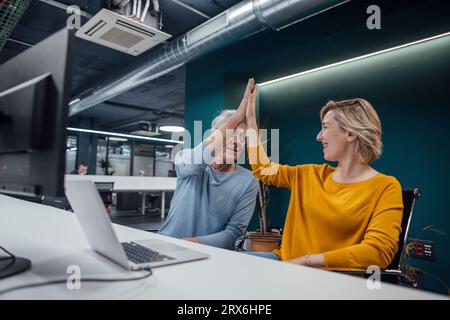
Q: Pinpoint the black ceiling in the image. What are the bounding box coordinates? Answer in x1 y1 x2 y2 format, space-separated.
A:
0 0 241 132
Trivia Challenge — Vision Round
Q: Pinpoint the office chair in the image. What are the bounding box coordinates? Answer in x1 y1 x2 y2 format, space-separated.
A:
330 188 422 287
139 192 160 215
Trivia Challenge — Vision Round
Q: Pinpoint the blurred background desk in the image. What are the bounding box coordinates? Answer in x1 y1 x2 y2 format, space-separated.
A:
65 175 177 221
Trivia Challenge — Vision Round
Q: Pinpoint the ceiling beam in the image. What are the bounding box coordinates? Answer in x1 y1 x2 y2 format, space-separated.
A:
6 38 33 47
168 0 211 19
104 100 184 117
101 113 174 131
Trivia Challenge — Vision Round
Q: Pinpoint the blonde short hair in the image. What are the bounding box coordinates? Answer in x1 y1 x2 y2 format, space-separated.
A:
320 98 382 164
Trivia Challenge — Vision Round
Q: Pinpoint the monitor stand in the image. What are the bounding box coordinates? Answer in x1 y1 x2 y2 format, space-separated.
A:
0 257 31 279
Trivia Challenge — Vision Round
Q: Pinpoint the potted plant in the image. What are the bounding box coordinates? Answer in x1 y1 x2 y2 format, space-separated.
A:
244 181 282 252
97 158 115 175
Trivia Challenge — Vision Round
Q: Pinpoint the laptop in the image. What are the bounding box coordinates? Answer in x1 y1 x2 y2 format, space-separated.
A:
65 180 208 270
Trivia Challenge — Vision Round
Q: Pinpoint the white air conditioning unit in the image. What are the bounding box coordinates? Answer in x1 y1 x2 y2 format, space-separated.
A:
75 8 171 56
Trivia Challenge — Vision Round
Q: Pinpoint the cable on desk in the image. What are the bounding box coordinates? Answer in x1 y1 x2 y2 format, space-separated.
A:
0 246 16 274
0 267 153 296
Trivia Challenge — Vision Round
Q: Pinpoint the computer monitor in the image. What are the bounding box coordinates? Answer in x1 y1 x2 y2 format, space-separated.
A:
0 29 73 279
0 28 73 198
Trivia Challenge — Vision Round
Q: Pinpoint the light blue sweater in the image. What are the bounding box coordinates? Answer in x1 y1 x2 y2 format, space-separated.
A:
158 142 258 249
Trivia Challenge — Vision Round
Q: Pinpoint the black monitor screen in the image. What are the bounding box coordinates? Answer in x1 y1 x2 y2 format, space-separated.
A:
0 29 73 197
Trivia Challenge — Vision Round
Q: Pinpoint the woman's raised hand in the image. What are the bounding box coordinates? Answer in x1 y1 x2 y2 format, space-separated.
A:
246 84 258 127
245 84 259 148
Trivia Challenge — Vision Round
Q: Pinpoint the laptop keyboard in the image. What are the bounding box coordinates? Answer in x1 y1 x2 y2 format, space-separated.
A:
121 242 174 264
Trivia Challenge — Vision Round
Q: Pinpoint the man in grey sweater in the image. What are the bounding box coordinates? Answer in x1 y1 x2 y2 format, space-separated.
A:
158 79 258 250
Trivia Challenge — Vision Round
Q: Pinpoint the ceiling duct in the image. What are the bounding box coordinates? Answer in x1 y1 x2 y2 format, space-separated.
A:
69 0 349 116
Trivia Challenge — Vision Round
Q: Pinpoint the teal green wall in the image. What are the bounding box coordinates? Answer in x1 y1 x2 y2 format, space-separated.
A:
184 0 450 295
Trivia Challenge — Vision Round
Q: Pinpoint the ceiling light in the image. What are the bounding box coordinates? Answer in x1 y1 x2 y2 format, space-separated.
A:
108 137 128 142
159 126 185 133
67 127 183 144
259 31 450 87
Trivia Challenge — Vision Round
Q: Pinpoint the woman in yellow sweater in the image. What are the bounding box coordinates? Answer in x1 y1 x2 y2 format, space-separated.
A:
243 84 403 270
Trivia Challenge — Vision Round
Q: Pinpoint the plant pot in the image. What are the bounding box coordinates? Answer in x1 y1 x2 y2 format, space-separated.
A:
246 231 282 252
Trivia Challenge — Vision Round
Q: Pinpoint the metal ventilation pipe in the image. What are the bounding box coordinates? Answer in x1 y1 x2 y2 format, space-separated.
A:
69 0 349 116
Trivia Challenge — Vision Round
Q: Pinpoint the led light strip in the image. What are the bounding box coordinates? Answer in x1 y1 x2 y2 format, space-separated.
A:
259 31 450 87
67 127 183 144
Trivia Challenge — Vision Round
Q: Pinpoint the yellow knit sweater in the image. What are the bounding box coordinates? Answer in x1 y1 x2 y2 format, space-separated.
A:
249 144 403 270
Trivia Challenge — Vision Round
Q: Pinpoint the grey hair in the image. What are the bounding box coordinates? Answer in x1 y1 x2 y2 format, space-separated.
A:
211 109 237 130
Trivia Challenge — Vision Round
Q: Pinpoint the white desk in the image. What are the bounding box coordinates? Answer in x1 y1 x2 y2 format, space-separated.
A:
65 175 177 218
0 194 445 300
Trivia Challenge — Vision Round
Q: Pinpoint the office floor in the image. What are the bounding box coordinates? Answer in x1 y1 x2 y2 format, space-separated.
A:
110 208 164 232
